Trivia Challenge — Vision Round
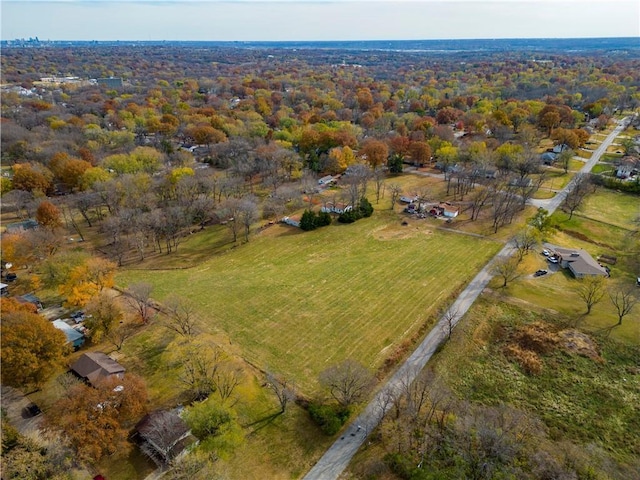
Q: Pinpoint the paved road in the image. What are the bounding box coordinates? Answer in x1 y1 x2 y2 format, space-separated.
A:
303 118 629 480
530 119 628 212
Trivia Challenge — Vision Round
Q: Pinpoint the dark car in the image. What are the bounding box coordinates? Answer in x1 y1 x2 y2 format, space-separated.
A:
5 273 17 282
534 269 548 277
22 403 41 418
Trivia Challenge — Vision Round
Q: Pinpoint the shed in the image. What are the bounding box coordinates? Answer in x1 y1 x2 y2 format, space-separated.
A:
70 352 125 386
0 283 7 297
53 320 85 349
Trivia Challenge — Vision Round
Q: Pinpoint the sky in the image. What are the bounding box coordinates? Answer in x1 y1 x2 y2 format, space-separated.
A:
1 0 639 42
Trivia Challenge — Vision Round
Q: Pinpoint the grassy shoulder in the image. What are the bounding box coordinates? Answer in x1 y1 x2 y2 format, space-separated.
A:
347 297 640 479
437 298 640 464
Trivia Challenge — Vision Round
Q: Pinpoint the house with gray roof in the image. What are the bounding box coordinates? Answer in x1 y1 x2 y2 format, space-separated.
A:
546 245 608 278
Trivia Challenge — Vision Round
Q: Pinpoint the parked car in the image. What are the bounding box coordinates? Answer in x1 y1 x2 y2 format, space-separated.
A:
70 311 86 323
534 269 548 277
548 257 559 264
22 403 41 418
5 273 17 282
542 249 550 256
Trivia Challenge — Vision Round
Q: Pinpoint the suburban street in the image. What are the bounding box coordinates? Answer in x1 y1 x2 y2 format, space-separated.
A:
303 118 629 480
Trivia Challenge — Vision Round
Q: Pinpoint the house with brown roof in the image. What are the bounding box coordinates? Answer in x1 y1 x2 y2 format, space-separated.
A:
547 245 608 278
430 202 459 218
70 352 125 386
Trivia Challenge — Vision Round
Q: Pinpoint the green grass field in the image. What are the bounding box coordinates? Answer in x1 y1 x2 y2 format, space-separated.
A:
117 211 501 393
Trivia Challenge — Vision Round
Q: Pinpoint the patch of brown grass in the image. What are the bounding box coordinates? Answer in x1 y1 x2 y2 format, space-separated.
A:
558 330 603 362
503 344 543 375
512 321 560 354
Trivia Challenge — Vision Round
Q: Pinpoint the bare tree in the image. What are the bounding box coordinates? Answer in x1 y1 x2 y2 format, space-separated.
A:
238 196 259 242
469 183 493 221
563 173 594 220
266 371 296 413
162 295 198 337
492 256 520 287
513 227 540 262
179 344 221 401
442 305 460 339
577 276 606 315
343 163 371 207
218 198 242 243
105 321 139 351
609 287 637 325
373 165 386 204
212 363 243 405
126 282 154 323
389 183 402 210
319 359 375 407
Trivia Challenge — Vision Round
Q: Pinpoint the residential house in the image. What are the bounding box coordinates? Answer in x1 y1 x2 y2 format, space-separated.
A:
17 293 43 310
400 195 419 204
615 157 639 179
473 168 499 179
552 144 570 154
547 245 608 278
134 409 197 466
5 219 38 233
509 177 534 188
541 152 557 165
318 175 335 186
430 202 459 218
70 352 125 386
53 319 85 350
321 202 353 214
96 77 124 89
281 216 301 228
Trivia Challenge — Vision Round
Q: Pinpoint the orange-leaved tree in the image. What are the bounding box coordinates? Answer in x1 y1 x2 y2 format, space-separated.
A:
46 374 148 464
36 200 62 231
1 311 69 388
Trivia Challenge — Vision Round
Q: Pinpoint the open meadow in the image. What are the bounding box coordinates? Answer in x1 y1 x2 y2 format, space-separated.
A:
117 210 502 394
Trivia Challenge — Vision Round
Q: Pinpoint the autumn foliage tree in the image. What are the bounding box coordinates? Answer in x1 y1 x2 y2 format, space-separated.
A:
11 162 53 194
360 138 389 168
1 311 69 388
46 374 148 464
59 257 117 308
36 200 62 231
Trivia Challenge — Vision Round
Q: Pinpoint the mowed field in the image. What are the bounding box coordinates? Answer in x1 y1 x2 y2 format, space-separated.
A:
117 211 501 393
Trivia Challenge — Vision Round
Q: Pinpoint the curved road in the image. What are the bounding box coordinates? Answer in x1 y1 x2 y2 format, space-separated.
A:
303 118 629 480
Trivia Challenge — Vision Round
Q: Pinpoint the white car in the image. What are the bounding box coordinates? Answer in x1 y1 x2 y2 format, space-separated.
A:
542 249 550 256
548 257 559 264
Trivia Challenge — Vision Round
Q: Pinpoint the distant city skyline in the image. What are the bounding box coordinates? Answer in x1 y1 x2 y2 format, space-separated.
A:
2 1 639 42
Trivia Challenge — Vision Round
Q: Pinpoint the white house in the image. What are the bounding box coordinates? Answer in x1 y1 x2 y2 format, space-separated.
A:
320 202 353 214
400 195 418 204
282 216 301 228
318 175 335 186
